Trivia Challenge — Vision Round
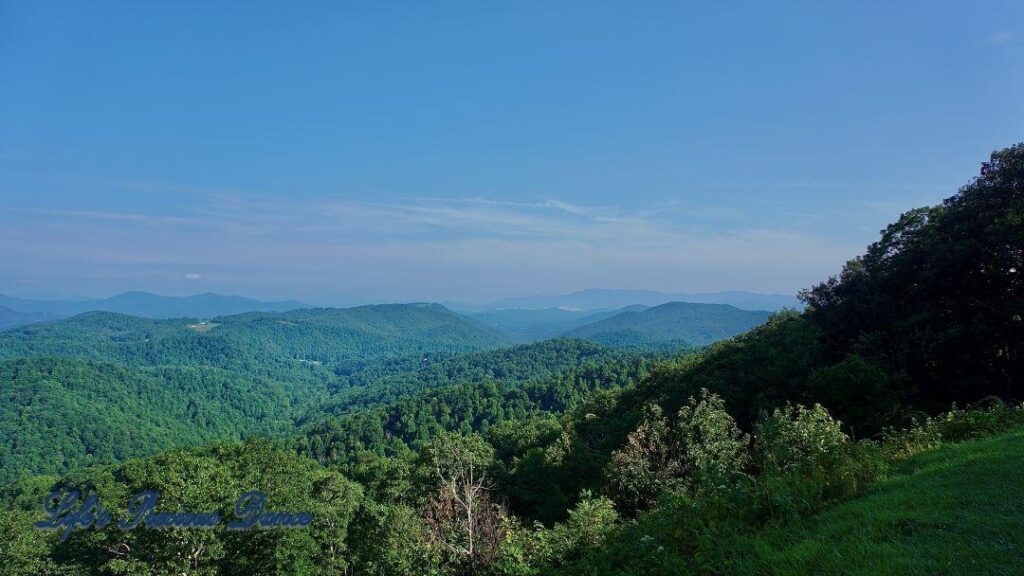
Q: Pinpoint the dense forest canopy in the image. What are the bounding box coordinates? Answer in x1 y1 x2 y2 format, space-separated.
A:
0 307 675 483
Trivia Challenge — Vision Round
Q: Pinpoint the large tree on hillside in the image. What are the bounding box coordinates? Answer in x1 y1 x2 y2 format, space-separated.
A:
801 143 1024 407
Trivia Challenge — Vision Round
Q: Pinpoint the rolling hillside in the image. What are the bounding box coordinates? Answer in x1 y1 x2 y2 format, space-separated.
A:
0 303 508 367
562 301 771 347
724 428 1024 575
0 303 511 481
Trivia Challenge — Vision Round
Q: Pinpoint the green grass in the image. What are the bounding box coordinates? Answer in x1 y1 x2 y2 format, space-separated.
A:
725 428 1024 576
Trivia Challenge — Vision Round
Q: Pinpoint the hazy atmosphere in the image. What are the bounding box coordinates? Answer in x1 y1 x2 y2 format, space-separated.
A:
3 1 1021 302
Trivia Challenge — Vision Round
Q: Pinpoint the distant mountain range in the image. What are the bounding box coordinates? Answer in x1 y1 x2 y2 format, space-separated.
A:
476 288 801 312
0 289 792 340
0 291 308 326
469 305 648 343
0 305 60 330
561 301 771 347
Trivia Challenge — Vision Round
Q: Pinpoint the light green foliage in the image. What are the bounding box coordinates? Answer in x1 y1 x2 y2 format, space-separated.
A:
673 389 749 492
881 398 1024 459
605 403 675 515
928 398 1024 442
606 390 748 514
752 404 855 518
546 491 618 562
421 432 505 575
350 502 434 576
0 304 513 483
0 510 58 576
754 403 848 474
494 491 618 575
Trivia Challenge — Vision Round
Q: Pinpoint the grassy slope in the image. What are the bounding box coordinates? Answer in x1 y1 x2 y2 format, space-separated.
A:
727 429 1024 576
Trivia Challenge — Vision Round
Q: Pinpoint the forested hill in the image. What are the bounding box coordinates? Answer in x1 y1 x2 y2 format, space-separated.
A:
0 300 687 483
308 337 679 421
0 356 304 484
0 303 509 369
0 303 515 482
561 301 771 347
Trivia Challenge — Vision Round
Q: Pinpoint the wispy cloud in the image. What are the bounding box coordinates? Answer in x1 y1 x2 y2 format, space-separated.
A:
983 31 1016 46
0 185 865 299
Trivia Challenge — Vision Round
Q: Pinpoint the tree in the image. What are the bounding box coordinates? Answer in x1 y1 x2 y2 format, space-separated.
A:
421 432 505 574
605 403 675 515
801 143 1024 411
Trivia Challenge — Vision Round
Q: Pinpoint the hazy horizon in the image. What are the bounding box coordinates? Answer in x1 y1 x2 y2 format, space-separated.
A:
0 286 800 309
3 2 1021 302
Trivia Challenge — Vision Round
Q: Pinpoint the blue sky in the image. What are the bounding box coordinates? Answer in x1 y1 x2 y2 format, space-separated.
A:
1 1 1021 304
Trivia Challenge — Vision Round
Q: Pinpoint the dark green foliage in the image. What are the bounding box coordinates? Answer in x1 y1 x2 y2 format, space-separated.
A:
0 304 514 483
603 145 1024 438
313 338 661 419
612 310 825 431
297 344 656 466
801 144 1024 410
0 357 304 484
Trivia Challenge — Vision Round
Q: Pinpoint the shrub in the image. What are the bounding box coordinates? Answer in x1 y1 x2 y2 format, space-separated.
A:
673 389 749 493
606 390 749 515
879 415 943 460
880 398 1024 460
930 398 1024 442
547 491 618 562
751 403 855 519
754 403 848 475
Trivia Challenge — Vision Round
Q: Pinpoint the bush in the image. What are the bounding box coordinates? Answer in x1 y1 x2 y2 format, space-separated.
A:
879 415 943 460
673 389 749 493
754 403 848 475
605 390 749 515
930 398 1024 442
881 398 1024 460
547 491 619 563
496 492 618 575
751 403 858 519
